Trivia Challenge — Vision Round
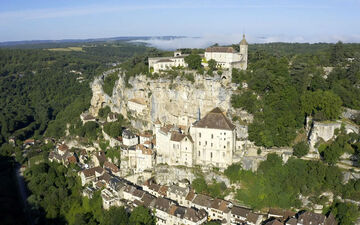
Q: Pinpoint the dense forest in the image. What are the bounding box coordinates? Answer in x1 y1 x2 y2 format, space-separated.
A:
231 41 360 148
0 42 150 145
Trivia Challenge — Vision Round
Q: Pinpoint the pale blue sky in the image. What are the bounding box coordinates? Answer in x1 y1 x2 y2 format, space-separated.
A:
0 0 359 43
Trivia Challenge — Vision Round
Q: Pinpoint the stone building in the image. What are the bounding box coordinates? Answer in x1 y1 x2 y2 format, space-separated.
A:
148 51 188 73
204 35 248 70
190 107 236 168
148 36 248 73
155 107 236 168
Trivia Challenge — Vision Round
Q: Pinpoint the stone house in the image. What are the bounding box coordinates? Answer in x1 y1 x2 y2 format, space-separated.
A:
134 144 155 173
79 167 105 186
190 107 236 168
155 123 194 166
104 161 120 176
127 98 147 114
167 184 190 206
204 35 248 70
231 206 251 224
209 199 231 222
148 51 188 73
152 197 174 225
122 129 138 147
101 188 121 210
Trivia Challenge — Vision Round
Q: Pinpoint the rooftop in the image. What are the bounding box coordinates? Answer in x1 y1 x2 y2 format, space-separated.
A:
193 107 236 130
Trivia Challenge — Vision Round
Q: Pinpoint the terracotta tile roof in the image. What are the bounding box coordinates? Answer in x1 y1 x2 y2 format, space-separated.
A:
104 161 119 173
136 144 153 155
67 155 77 163
247 212 261 224
211 199 230 213
205 46 236 53
98 172 112 184
95 181 106 189
81 166 103 178
58 144 69 151
151 138 156 145
139 132 152 138
169 205 178 215
128 98 146 105
184 208 207 222
96 152 107 164
286 218 298 225
231 206 250 218
170 132 194 143
185 189 196 201
144 140 151 145
297 211 326 225
154 197 172 212
160 124 174 134
158 185 168 196
265 219 283 225
192 194 213 208
141 193 156 207
193 107 236 130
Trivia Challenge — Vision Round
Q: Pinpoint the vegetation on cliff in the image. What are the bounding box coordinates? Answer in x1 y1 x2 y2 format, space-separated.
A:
231 42 360 148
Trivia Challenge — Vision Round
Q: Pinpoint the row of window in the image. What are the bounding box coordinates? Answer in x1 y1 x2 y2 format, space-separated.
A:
199 141 228 149
198 132 227 138
198 151 226 158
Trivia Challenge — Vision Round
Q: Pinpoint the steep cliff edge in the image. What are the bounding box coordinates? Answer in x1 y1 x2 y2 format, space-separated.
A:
89 69 247 131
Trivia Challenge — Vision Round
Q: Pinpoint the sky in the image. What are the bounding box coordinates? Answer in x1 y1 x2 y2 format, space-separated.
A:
1 0 360 46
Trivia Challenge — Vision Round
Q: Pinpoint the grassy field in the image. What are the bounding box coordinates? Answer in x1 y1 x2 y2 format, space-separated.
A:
47 46 83 51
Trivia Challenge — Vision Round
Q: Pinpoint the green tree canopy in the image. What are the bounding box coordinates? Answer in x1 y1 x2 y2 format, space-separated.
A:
293 141 309 158
301 90 342 121
184 54 202 70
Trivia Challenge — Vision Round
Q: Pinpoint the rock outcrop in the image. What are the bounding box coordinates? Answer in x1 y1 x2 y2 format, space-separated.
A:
89 70 240 132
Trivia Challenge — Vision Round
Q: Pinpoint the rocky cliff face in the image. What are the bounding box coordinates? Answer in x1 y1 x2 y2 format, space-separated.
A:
89 70 245 131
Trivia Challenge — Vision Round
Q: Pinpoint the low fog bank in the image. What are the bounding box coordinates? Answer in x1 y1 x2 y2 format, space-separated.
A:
131 34 360 50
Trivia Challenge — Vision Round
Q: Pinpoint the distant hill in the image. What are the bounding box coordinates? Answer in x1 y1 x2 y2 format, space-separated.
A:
0 36 186 48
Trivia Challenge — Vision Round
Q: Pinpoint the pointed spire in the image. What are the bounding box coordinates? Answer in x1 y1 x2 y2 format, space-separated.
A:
240 34 248 45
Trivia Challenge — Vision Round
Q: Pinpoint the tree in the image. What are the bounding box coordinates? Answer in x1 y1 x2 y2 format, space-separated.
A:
102 207 129 225
330 41 345 65
301 90 342 121
129 206 156 225
191 177 208 194
208 59 217 71
184 54 202 70
293 141 309 158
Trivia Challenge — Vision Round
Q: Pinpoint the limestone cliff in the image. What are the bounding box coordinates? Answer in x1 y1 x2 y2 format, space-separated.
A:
89 69 247 132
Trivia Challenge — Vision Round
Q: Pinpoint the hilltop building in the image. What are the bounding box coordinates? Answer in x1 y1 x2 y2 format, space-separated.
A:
148 35 248 73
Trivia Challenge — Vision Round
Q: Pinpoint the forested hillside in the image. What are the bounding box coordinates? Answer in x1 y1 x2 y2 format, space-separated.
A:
0 42 149 145
231 41 360 147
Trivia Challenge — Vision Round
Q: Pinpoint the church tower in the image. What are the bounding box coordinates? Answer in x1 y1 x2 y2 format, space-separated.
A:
239 34 248 70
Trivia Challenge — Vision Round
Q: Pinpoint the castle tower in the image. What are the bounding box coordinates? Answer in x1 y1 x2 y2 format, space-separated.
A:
239 34 248 70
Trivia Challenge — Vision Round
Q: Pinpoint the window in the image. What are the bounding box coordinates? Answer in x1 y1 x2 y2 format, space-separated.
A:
211 143 213 147
224 146 226 149
199 141 201 146
198 151 200 156
199 133 201 138
211 152 213 158
205 141 207 145
223 152 225 157
211 134 214 139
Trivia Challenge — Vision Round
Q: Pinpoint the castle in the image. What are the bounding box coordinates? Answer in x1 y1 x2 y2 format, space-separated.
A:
148 35 248 73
